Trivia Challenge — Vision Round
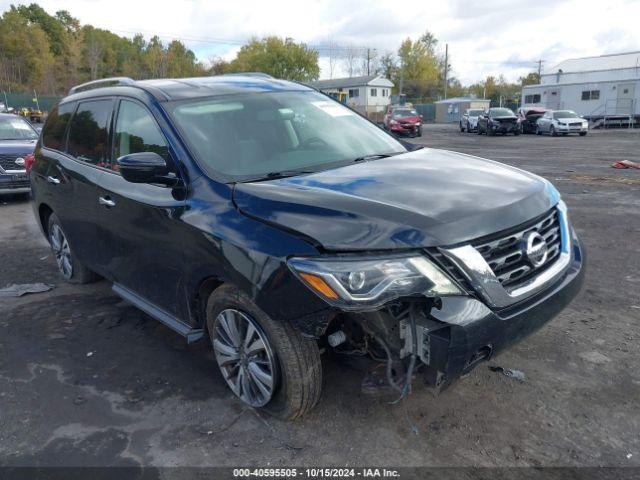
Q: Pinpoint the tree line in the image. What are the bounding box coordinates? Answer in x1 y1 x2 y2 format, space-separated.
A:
1 2 539 106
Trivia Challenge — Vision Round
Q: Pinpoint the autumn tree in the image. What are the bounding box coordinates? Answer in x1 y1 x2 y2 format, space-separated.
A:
228 36 319 81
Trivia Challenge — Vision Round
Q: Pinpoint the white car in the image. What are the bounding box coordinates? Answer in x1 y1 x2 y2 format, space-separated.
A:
536 110 588 136
459 108 484 133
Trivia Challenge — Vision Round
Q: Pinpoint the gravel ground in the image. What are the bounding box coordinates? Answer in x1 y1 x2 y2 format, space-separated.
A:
0 124 639 472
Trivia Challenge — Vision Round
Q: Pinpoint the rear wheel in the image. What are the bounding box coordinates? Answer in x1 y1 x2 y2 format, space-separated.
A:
206 285 322 419
47 213 99 284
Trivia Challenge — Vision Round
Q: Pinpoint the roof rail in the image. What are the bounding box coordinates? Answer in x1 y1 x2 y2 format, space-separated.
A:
68 77 136 95
222 72 274 79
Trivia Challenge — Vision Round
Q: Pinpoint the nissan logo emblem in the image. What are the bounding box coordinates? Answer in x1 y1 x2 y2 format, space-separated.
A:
523 232 548 268
15 157 25 167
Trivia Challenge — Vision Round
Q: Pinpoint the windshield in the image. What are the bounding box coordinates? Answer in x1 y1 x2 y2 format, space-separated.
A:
490 108 515 117
0 117 39 140
467 109 483 116
393 109 418 117
554 110 579 119
170 91 407 181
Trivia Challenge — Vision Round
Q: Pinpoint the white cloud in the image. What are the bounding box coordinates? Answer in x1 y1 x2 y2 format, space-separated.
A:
2 0 639 84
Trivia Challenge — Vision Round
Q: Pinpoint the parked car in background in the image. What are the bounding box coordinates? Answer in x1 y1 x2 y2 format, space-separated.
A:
0 113 37 194
383 105 422 137
536 110 588 136
459 108 484 133
518 107 547 134
32 75 584 418
477 108 520 136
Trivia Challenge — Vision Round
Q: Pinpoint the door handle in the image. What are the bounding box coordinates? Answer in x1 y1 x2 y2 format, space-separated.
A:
46 176 60 185
98 196 116 208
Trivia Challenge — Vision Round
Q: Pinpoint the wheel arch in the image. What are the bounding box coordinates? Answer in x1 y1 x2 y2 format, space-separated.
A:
38 203 54 237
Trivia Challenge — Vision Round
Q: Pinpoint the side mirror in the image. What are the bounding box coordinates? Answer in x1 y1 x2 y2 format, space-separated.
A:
118 152 173 185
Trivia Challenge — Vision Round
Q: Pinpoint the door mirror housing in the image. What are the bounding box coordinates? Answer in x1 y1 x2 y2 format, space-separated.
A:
118 152 176 185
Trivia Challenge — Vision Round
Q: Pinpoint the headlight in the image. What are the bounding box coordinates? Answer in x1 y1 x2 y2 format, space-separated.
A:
287 254 462 310
389 119 398 125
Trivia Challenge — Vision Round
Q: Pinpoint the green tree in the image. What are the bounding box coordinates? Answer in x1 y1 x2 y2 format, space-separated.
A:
0 8 54 92
519 72 541 86
395 36 439 99
228 36 319 81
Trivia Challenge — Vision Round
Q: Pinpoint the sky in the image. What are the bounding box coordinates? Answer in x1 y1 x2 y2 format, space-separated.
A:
3 0 640 84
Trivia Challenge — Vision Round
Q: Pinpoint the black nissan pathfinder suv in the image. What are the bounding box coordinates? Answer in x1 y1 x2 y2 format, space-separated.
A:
30 75 584 419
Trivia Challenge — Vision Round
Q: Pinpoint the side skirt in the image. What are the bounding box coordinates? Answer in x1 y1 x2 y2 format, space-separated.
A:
112 283 204 343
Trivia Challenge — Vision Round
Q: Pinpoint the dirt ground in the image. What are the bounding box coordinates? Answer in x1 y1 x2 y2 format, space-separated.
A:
1 125 639 471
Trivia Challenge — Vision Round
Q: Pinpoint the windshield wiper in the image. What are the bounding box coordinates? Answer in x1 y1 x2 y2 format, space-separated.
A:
250 170 316 182
353 153 400 162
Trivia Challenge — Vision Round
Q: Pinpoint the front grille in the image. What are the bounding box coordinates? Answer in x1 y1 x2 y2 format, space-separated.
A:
569 122 582 127
428 248 474 293
0 153 29 171
471 208 562 290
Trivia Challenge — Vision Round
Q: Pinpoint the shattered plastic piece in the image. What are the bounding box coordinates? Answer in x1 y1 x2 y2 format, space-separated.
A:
86 351 94 357
611 160 640 169
488 365 526 382
0 283 53 298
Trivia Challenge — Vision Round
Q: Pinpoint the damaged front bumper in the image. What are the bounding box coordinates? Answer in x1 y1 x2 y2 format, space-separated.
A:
349 233 585 389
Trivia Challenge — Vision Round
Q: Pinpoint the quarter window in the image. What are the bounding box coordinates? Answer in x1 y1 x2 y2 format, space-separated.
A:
67 100 112 167
42 103 75 151
113 100 170 172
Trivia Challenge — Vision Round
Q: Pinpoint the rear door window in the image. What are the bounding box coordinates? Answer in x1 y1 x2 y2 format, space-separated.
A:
42 103 75 151
67 99 113 167
113 100 170 172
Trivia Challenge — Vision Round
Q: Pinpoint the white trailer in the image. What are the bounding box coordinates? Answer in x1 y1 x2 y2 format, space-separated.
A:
521 51 640 127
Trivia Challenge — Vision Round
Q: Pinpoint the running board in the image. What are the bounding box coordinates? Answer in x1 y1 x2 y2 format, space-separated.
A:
112 283 204 343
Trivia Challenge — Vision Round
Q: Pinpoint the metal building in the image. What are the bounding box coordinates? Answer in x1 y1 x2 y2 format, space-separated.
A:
435 97 491 123
521 51 640 127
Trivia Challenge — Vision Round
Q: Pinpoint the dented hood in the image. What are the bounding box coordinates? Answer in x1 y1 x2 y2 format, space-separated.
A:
233 148 557 250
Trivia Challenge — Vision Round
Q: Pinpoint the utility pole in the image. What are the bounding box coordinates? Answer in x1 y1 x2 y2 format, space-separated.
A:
443 43 449 99
367 48 370 76
537 59 543 78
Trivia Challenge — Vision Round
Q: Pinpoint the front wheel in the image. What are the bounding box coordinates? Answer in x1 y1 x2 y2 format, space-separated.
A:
47 213 99 284
536 125 542 135
206 285 322 420
550 125 558 137
579 132 587 136
416 126 422 137
459 122 465 132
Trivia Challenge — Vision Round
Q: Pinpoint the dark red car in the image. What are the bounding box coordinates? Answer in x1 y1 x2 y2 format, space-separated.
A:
383 106 422 137
518 107 548 134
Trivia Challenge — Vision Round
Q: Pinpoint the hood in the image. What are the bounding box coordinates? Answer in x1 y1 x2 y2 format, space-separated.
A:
394 115 420 122
556 117 585 123
234 149 557 251
0 139 37 154
491 115 517 121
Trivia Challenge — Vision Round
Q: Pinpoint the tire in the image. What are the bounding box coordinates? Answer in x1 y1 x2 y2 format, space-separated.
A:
416 126 422 137
47 213 99 284
550 125 557 137
514 129 520 136
579 132 587 136
467 121 473 133
459 122 465 132
536 125 542 135
486 127 493 136
206 285 322 420
477 124 483 135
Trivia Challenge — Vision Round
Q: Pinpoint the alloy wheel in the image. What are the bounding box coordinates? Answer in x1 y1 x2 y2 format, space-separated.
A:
50 224 72 279
212 308 277 407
